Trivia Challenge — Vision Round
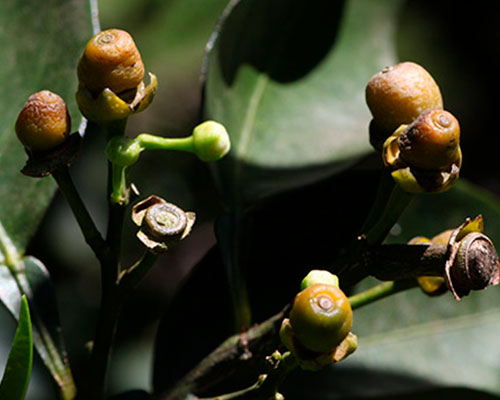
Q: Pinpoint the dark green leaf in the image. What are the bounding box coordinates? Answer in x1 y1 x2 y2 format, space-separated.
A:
203 0 402 205
0 257 75 399
0 0 92 251
0 295 33 400
345 180 500 395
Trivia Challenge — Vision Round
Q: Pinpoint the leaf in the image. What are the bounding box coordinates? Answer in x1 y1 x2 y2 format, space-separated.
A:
0 0 92 251
0 295 33 400
203 0 402 205
0 256 75 399
342 180 500 395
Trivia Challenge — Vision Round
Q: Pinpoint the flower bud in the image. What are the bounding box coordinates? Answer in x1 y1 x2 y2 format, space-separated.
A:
289 284 352 354
398 110 460 170
192 121 231 162
366 62 443 135
77 29 144 96
15 90 71 151
300 270 339 291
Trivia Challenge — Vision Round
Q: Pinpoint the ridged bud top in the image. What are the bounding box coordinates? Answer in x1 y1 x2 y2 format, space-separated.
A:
77 29 144 95
366 62 443 135
398 109 460 170
15 90 71 151
289 284 352 354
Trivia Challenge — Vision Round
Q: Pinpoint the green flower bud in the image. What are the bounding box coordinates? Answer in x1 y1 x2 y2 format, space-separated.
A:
289 284 352 354
192 121 231 162
106 136 143 167
300 270 339 291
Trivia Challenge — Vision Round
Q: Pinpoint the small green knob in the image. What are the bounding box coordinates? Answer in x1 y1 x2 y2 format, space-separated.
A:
192 121 231 162
300 270 339 291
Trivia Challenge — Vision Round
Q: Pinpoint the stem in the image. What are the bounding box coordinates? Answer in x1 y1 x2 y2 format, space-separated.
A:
364 183 414 246
119 251 158 295
199 352 297 400
52 166 108 263
348 279 418 310
159 309 286 400
137 133 195 153
110 164 129 205
84 118 128 400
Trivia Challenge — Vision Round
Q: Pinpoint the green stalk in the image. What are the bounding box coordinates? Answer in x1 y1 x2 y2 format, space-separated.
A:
137 133 195 153
348 279 418 310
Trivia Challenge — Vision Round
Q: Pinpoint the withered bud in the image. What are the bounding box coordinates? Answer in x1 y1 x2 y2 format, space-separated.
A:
448 232 500 298
132 195 195 254
443 217 500 300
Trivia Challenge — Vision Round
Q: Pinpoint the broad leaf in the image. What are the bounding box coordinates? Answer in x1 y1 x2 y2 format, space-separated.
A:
0 255 75 399
342 180 500 395
203 0 402 205
0 295 33 400
0 0 92 251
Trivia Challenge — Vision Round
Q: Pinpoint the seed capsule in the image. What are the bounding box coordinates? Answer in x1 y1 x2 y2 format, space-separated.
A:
398 109 460 170
289 284 352 354
15 90 71 151
366 62 443 135
77 29 144 96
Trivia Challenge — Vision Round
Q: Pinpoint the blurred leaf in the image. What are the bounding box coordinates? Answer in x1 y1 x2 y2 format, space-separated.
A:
0 0 92 251
342 180 500 395
0 295 33 400
0 256 75 399
203 0 402 205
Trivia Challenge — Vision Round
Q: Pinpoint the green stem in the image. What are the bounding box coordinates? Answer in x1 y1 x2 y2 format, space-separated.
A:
52 166 108 263
137 133 195 153
348 279 418 310
84 119 128 400
364 183 414 246
110 164 129 205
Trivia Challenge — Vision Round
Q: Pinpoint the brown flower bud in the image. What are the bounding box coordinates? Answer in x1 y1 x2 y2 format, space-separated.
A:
77 29 144 96
15 90 71 151
398 109 460 170
366 62 443 136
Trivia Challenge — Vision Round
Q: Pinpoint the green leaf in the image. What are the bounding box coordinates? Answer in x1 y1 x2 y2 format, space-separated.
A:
0 0 92 251
344 180 500 395
0 295 33 400
0 256 75 399
203 0 402 205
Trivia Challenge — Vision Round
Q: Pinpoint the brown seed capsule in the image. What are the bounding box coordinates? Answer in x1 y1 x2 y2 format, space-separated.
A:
398 109 460 170
77 29 144 96
15 90 71 151
451 233 500 295
366 62 443 135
